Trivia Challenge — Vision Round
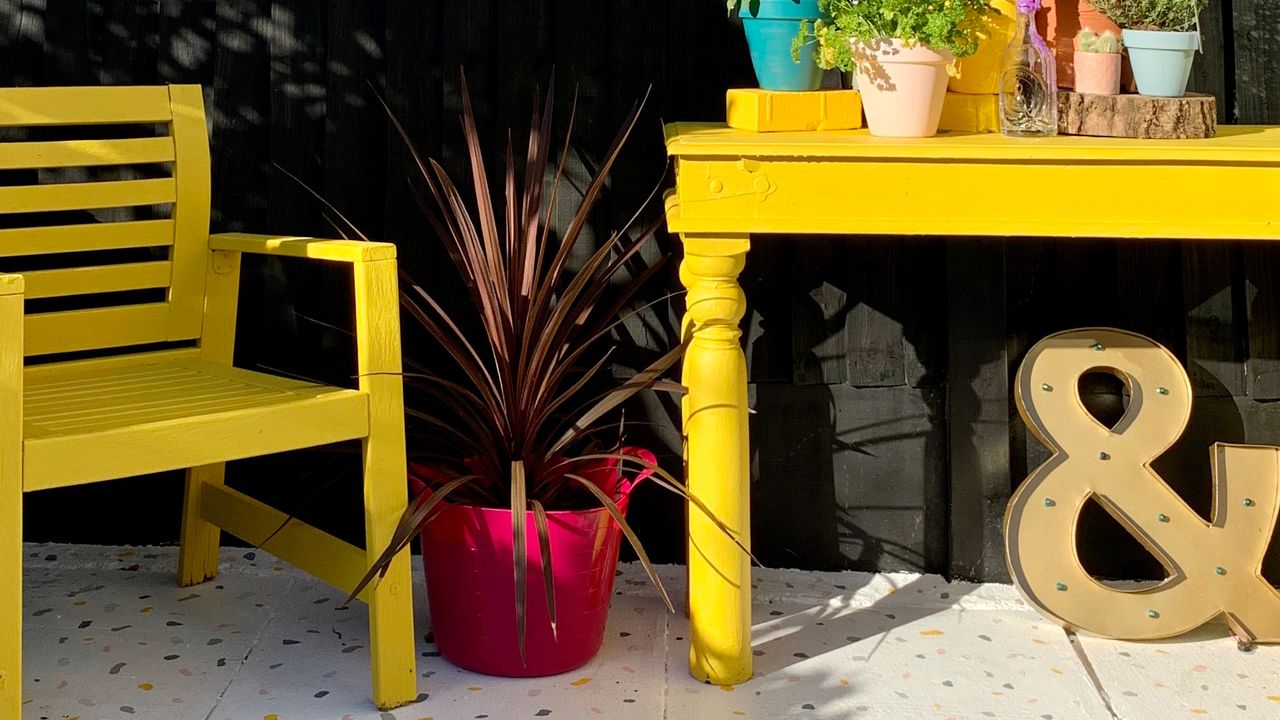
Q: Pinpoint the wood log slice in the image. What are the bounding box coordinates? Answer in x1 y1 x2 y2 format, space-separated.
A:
1057 90 1217 139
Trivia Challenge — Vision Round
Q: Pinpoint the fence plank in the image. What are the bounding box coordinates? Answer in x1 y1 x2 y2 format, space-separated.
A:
159 0 216 85
844 238 903 387
325 0 386 238
383 0 441 272
1183 242 1243 397
786 236 847 385
0 0 46 86
1116 240 1185 358
1233 1 1280 124
440 0 496 180
902 238 948 389
91 0 160 85
743 241 795 384
1187 0 1228 122
1245 243 1280 399
947 239 1010 582
268 0 326 235
42 0 91 85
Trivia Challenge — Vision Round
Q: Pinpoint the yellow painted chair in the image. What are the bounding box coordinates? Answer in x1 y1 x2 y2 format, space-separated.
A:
0 85 416 714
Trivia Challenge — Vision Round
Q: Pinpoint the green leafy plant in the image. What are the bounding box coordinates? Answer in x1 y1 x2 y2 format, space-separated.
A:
1089 0 1208 31
801 0 996 71
728 0 783 13
345 78 751 657
1077 29 1124 53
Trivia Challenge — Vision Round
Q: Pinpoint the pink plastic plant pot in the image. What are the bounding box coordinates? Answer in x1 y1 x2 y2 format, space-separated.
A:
853 39 955 138
412 448 656 677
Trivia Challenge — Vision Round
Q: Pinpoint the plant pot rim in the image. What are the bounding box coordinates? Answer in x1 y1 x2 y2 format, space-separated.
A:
1121 28 1200 50
852 38 955 64
425 497 616 519
408 448 652 518
738 0 824 21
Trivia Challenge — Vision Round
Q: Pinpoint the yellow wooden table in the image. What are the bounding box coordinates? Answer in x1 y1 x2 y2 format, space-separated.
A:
665 122 1280 685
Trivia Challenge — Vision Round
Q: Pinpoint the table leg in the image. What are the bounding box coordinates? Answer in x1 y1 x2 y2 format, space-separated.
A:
680 233 752 685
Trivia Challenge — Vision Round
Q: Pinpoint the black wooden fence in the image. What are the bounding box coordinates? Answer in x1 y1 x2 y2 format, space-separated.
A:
4 1 1279 582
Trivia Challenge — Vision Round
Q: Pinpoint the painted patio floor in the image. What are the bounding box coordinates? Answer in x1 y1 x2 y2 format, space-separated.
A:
19 544 1280 720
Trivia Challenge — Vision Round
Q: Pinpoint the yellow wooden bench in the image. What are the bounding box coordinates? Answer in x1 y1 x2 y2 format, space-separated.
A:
0 85 416 714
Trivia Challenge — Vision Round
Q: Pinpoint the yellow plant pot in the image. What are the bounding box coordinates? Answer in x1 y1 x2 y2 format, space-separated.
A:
948 0 1016 95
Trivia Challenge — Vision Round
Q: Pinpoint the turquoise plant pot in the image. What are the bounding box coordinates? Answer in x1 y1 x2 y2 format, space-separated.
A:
740 0 824 92
1122 29 1199 98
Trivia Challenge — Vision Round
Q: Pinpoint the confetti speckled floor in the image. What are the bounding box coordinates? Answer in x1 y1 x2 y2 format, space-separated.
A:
20 544 1279 720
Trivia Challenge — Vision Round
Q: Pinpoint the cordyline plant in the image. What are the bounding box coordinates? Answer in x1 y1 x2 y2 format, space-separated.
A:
1077 29 1124 54
1089 0 1207 32
344 78 751 658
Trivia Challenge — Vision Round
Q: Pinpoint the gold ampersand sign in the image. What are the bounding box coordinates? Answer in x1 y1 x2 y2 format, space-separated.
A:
1006 328 1280 642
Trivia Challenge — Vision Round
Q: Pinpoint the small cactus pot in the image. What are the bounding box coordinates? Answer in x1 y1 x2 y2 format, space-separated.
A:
1073 52 1122 95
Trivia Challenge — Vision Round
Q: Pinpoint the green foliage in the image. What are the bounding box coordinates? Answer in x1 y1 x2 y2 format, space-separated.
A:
1089 0 1208 31
805 0 995 71
1077 29 1124 53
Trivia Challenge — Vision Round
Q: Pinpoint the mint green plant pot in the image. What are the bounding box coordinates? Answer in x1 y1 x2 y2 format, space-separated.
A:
1122 29 1198 98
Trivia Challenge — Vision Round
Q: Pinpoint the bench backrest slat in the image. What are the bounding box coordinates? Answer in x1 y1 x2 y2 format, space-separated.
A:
0 84 211 357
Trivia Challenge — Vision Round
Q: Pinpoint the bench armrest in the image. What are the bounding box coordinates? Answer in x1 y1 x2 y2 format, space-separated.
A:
209 233 396 263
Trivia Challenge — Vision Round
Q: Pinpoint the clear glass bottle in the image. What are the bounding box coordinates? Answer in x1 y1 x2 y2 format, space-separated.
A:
999 0 1058 137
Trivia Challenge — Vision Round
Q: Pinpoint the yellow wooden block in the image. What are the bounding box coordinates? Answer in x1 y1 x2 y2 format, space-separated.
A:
950 0 1016 95
939 92 1001 133
726 88 862 132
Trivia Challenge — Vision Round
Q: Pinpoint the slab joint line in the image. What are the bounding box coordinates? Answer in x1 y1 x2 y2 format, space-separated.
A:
1066 628 1121 720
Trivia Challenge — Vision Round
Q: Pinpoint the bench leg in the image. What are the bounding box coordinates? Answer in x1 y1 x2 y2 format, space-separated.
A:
354 258 416 709
0 480 20 719
363 434 416 710
1 286 23 717
178 463 225 586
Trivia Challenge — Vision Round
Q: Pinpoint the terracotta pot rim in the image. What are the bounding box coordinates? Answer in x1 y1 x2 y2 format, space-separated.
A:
852 38 955 64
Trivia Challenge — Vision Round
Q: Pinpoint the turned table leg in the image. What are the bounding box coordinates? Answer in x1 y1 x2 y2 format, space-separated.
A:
680 233 752 685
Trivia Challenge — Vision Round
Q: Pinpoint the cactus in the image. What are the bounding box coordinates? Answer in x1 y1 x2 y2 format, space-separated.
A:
1077 29 1124 54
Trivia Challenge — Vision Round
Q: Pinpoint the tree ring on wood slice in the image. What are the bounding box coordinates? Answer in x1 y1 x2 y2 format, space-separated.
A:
1056 90 1217 139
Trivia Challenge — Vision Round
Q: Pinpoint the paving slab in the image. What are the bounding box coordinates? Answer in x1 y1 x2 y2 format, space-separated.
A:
208 577 668 720
21 547 295 720
663 574 1112 720
1077 625 1280 719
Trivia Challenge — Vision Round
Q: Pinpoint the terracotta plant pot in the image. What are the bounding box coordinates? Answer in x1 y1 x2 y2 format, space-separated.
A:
1073 51 1121 95
1039 0 1135 90
413 448 655 677
853 39 954 138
